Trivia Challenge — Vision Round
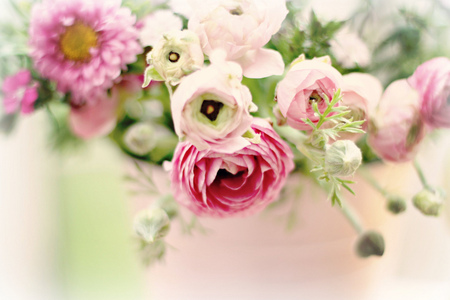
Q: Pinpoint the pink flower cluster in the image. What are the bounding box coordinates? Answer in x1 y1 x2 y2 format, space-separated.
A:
368 57 450 163
138 0 296 217
274 53 449 164
28 0 142 138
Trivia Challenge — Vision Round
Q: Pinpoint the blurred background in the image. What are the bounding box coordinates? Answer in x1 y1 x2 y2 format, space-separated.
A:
1 0 450 299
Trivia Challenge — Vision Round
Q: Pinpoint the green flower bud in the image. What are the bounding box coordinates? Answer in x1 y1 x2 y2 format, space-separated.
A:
324 140 362 177
412 187 445 217
386 195 407 214
134 208 170 243
355 230 385 258
124 122 156 156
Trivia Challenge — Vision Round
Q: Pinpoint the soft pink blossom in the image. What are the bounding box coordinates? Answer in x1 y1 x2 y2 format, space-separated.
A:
69 90 120 139
408 57 450 129
368 79 426 162
69 74 142 139
171 57 254 153
2 70 38 115
188 0 287 78
138 10 183 47
169 118 294 218
29 0 142 105
275 59 343 131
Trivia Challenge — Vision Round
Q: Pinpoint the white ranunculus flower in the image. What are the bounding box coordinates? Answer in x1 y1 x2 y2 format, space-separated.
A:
143 30 204 87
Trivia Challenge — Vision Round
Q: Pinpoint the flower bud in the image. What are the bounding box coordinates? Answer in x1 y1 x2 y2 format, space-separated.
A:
412 187 445 217
134 208 170 243
124 122 156 156
386 195 407 214
324 140 362 177
355 230 385 258
143 30 204 86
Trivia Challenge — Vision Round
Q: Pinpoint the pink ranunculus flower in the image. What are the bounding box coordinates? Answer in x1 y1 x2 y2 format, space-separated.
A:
332 73 383 141
275 58 343 131
2 70 38 115
188 0 287 78
368 79 426 163
169 118 294 218
408 57 450 129
29 0 142 105
171 55 255 153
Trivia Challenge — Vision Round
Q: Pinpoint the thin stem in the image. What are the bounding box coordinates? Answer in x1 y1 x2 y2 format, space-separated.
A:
312 177 365 234
165 82 173 98
339 197 365 234
45 104 60 131
359 167 389 198
413 159 432 190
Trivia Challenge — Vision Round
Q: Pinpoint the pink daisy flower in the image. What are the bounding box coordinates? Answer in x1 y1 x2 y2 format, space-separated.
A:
28 0 142 104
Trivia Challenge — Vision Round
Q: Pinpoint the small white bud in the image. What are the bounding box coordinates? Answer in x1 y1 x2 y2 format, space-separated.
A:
324 140 362 177
413 187 445 217
124 122 156 156
134 208 171 243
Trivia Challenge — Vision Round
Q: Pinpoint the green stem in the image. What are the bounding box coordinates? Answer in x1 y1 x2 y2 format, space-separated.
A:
312 177 365 234
413 159 432 190
165 82 174 98
339 197 365 234
359 167 389 198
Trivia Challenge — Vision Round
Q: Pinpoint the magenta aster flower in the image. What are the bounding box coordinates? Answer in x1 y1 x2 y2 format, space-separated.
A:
28 0 142 104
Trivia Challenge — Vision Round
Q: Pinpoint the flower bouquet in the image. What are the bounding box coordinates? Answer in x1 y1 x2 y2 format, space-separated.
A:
1 0 449 267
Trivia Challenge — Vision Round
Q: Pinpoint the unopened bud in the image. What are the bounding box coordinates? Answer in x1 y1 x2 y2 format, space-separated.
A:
134 208 170 243
386 195 407 214
324 140 362 177
124 122 156 156
413 187 445 217
356 230 385 258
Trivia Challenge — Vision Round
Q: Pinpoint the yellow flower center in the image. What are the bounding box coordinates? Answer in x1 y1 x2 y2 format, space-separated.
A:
59 22 98 62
